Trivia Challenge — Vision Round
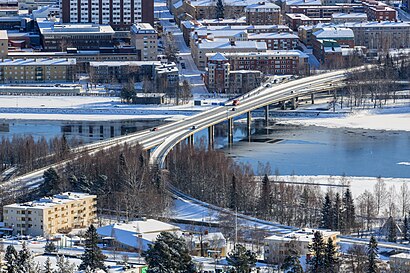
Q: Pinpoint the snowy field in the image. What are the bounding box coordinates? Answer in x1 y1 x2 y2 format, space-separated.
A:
275 175 410 199
0 95 225 121
277 100 410 132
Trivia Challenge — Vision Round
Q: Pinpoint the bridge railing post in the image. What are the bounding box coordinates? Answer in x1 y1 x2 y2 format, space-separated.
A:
228 118 234 144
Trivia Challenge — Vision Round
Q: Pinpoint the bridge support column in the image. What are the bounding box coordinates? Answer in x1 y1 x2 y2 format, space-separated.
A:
291 97 297 110
188 134 194 146
264 105 269 126
208 125 215 148
228 118 234 144
311 93 315 104
246 111 252 139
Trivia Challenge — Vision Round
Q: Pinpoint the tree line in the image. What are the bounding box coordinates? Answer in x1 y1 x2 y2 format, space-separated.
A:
0 135 74 176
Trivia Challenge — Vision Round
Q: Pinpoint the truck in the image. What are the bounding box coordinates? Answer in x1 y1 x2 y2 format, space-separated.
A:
233 99 240 106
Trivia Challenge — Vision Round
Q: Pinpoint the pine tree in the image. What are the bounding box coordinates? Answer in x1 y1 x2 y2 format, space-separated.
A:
44 240 57 254
17 242 39 273
229 174 238 210
215 0 224 19
143 232 195 273
321 193 333 229
68 174 79 191
226 244 257 273
307 231 326 273
333 193 342 231
41 168 61 196
5 245 18 273
324 237 339 273
367 236 378 273
403 215 409 241
43 257 53 273
56 255 77 273
281 249 304 273
78 175 92 193
387 216 397 243
342 188 355 233
258 174 272 218
79 225 107 272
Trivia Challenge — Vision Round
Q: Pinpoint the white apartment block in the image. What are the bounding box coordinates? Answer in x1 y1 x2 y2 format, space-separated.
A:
3 192 97 237
61 0 154 30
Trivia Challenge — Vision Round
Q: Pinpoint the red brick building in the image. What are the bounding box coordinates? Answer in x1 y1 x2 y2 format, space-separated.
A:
247 32 300 50
245 2 281 25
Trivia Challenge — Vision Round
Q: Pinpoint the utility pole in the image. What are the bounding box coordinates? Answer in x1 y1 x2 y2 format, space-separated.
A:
235 207 238 248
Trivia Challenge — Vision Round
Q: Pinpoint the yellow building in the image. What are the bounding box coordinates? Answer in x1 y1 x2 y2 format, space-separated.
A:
0 58 76 83
264 228 340 265
3 192 97 237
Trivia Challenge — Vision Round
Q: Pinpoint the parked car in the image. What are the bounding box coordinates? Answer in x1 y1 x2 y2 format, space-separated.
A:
151 127 159 131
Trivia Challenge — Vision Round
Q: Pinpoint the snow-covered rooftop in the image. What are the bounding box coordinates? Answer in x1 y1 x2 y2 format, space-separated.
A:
331 12 368 19
245 2 280 10
209 52 228 61
313 27 354 39
0 58 77 66
198 39 267 50
337 21 410 28
4 192 95 209
217 49 308 58
247 32 299 39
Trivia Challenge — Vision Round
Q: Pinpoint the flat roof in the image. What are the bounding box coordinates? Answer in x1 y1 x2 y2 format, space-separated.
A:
0 30 7 40
331 12 368 18
0 58 77 66
90 61 162 67
4 192 95 209
39 23 115 35
198 39 267 50
247 32 299 39
265 228 340 242
338 21 410 28
215 49 308 57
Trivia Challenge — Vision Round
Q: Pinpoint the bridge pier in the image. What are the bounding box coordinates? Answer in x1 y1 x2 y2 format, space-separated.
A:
228 118 234 144
264 105 269 126
188 134 194 146
311 93 315 104
246 111 252 139
291 97 297 110
208 125 215 148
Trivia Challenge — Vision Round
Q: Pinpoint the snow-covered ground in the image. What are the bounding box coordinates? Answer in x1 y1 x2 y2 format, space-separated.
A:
275 175 410 199
0 95 226 121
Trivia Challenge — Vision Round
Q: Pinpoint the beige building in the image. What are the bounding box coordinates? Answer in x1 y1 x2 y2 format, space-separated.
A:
3 192 97 237
264 228 340 265
245 2 281 25
0 30 8 58
390 253 410 273
0 58 77 83
131 23 158 61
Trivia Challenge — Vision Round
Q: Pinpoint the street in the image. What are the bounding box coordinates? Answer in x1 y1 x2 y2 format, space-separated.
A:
155 0 209 96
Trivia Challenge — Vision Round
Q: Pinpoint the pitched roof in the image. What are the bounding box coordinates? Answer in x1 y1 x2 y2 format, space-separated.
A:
209 52 228 61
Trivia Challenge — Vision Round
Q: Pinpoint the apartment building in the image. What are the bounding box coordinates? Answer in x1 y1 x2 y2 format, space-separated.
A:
3 192 97 237
8 47 140 73
312 39 344 67
338 21 410 51
182 0 262 20
362 0 397 21
331 13 368 23
264 229 340 264
131 23 158 61
192 39 267 69
312 27 355 48
60 0 154 30
245 2 281 25
39 23 115 51
204 52 262 93
0 58 77 83
206 50 310 76
390 253 410 273
247 32 299 50
285 13 331 31
288 5 363 18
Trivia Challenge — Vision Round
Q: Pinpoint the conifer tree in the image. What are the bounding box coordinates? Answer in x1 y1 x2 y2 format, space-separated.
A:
403 215 409 241
321 193 333 229
333 192 342 231
226 244 257 273
17 242 39 273
43 257 53 273
41 168 61 196
216 0 224 19
324 237 339 273
342 188 355 233
258 174 272 218
5 245 18 273
367 236 378 273
307 231 326 273
44 240 57 254
230 174 238 210
79 225 107 272
281 249 304 273
387 216 397 243
143 232 195 273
